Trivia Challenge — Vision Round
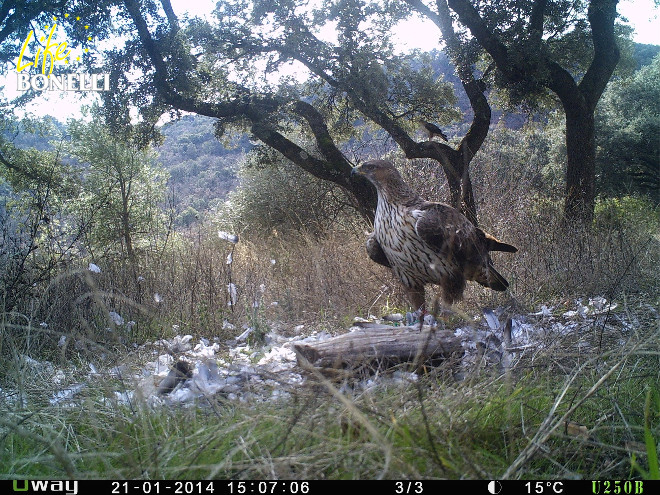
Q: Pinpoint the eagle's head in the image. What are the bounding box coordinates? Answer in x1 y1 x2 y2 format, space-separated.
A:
351 160 419 204
351 160 402 185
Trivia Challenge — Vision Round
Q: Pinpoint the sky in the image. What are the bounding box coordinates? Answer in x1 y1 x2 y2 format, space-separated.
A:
3 0 658 122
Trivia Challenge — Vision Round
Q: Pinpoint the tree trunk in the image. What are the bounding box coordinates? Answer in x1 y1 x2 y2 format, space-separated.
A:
564 103 596 224
446 0 620 225
440 148 479 226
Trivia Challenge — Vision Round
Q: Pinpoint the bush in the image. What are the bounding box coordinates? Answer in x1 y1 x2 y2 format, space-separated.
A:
223 145 362 237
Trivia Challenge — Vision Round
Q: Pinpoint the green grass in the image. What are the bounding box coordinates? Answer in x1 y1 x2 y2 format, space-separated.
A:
1 322 658 479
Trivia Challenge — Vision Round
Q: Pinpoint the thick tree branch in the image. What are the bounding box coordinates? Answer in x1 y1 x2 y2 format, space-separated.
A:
246 22 464 182
292 101 352 171
528 0 547 44
122 0 278 121
580 0 620 110
250 120 377 221
403 0 491 223
431 0 490 162
159 0 179 31
121 1 380 219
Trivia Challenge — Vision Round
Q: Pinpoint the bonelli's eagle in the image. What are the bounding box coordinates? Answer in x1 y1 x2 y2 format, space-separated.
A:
420 120 448 141
352 160 517 311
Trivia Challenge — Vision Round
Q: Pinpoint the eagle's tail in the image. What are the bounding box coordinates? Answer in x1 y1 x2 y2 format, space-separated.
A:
480 230 518 253
475 264 509 291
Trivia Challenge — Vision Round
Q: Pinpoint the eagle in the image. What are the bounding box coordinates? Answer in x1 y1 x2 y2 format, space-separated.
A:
420 120 448 141
351 160 517 312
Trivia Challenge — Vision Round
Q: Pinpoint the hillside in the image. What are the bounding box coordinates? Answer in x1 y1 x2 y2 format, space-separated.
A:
156 115 251 223
3 43 656 226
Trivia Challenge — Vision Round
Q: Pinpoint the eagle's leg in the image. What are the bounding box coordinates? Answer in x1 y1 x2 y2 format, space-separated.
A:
405 286 426 313
442 273 466 305
404 286 427 331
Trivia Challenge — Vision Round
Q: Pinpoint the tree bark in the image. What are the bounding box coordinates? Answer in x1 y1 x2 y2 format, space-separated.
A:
564 102 597 222
293 324 463 374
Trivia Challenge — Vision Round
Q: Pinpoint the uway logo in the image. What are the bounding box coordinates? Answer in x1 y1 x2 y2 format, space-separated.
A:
12 480 78 495
14 12 109 92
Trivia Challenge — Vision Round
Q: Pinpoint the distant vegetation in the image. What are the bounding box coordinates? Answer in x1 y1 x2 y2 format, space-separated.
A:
157 115 249 225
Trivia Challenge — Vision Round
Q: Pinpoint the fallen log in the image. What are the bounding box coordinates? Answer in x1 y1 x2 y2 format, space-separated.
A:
293 323 463 374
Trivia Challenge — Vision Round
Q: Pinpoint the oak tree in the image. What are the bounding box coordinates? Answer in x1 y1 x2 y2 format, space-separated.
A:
440 0 622 222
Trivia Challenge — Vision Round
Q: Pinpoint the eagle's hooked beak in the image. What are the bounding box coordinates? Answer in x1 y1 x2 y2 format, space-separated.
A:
351 165 363 177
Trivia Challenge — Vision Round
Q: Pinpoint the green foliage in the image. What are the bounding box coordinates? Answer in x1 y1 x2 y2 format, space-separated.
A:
594 196 660 232
470 121 562 199
596 54 660 200
630 388 660 479
633 43 660 69
0 117 83 314
176 206 200 227
66 112 169 258
157 115 242 222
223 145 361 237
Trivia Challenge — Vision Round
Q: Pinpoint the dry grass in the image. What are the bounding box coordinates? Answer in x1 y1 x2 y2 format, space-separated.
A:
1 137 658 479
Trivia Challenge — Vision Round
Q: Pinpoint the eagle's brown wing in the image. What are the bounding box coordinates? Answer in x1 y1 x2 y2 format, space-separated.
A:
412 202 475 303
366 232 391 268
412 202 476 259
413 202 514 294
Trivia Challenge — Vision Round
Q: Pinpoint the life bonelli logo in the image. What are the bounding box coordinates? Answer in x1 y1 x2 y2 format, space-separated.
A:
15 13 109 92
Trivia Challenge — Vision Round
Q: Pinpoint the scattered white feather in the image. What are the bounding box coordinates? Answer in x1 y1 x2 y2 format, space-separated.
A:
227 283 237 306
218 231 239 244
88 263 101 273
483 309 500 330
27 296 631 408
235 327 253 342
109 311 124 326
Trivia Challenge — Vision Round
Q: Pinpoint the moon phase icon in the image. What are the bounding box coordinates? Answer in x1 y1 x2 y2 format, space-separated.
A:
488 481 502 494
